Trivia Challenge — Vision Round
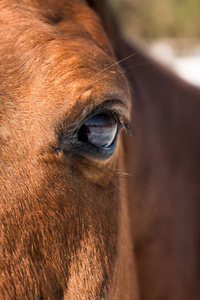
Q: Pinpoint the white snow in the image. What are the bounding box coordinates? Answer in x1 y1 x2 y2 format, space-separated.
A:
172 56 200 87
149 41 200 87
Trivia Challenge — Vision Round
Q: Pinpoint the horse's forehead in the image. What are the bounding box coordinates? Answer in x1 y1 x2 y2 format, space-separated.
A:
0 0 130 117
1 2 120 78
0 0 112 54
0 0 131 149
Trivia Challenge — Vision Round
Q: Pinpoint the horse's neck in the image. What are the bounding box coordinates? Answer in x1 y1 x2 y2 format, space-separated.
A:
119 39 200 299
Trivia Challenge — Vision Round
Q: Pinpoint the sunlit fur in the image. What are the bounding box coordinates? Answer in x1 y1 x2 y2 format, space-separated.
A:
0 0 134 299
1 1 200 300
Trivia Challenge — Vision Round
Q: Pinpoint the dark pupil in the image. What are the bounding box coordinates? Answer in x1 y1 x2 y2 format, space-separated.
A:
78 114 118 149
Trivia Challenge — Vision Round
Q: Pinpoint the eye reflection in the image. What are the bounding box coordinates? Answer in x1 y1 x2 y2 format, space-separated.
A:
78 114 118 149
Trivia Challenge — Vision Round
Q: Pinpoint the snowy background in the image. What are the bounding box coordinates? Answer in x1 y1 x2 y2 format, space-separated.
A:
108 0 200 88
149 40 200 87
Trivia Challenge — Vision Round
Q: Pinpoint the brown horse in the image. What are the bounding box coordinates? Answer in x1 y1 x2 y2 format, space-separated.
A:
0 1 200 299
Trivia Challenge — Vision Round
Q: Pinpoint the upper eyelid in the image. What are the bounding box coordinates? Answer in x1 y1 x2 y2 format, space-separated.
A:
78 100 132 130
56 100 133 140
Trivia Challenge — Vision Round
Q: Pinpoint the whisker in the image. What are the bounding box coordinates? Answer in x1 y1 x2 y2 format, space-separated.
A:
88 74 109 85
90 51 141 77
115 170 137 179
124 62 154 70
83 51 141 85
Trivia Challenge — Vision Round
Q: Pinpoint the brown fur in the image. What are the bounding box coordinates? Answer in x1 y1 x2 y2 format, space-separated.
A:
0 0 200 299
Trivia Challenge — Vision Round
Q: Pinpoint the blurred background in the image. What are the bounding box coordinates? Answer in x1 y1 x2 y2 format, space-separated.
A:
108 0 200 86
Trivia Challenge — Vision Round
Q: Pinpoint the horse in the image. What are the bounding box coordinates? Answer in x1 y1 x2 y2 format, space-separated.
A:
0 0 200 299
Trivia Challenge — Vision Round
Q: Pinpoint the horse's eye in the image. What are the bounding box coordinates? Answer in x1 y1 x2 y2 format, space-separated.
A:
78 114 118 150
